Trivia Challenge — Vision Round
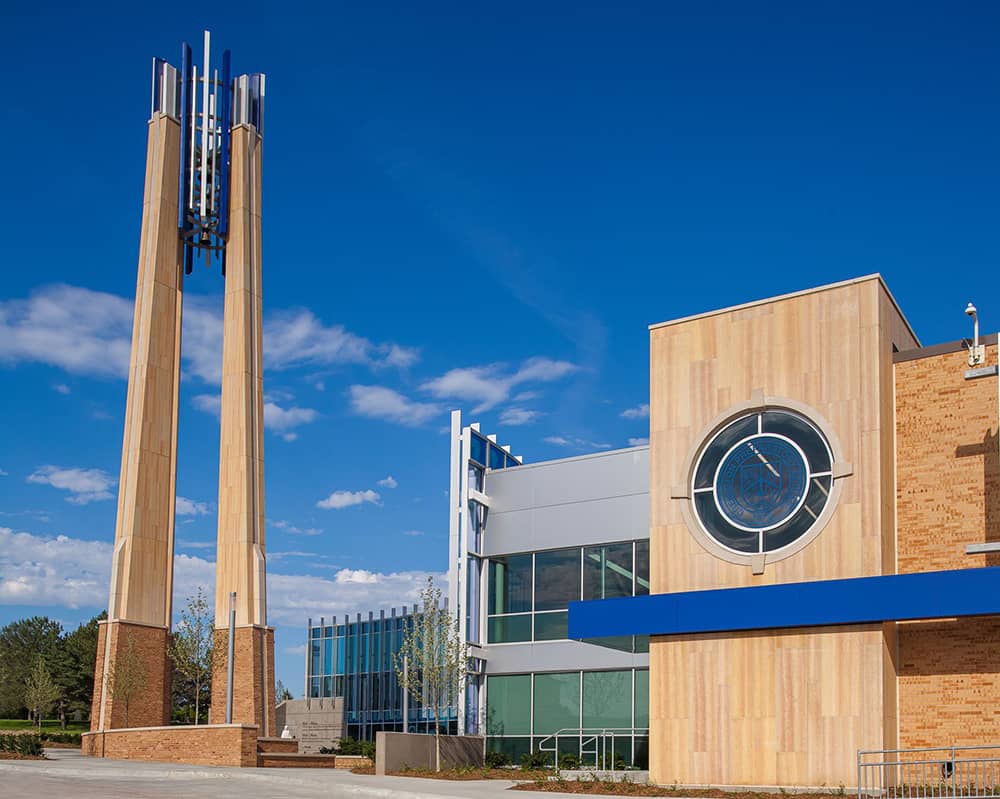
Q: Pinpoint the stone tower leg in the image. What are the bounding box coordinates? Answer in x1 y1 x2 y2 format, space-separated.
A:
210 123 275 736
91 113 182 731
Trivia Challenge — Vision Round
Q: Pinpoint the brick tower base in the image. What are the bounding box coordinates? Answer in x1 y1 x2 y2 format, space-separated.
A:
90 620 171 730
210 625 275 736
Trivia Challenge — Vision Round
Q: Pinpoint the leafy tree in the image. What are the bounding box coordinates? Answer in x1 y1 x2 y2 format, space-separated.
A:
169 588 214 725
0 617 63 719
275 679 293 702
106 632 147 728
61 614 105 727
24 658 62 730
394 576 468 771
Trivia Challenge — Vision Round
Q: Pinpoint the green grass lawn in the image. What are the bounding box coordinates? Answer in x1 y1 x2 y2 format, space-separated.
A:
0 719 89 733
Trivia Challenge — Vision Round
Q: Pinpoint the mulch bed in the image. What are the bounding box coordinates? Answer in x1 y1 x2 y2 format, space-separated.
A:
350 767 552 781
0 753 46 760
511 780 842 798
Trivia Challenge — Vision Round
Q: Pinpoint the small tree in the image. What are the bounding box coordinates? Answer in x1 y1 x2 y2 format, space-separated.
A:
169 587 214 725
24 657 61 730
394 576 469 771
275 679 293 702
106 632 147 728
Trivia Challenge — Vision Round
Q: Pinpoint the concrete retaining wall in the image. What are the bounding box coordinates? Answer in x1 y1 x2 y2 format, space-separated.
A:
375 731 484 774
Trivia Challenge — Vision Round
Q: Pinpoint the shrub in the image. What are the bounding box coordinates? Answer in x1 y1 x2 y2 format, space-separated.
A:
0 732 43 756
558 752 581 770
323 736 375 760
40 732 81 745
520 749 551 770
485 750 512 768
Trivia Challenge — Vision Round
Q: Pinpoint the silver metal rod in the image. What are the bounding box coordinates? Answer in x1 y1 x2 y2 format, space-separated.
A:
226 591 236 724
209 70 217 215
402 655 408 731
199 30 210 219
189 64 197 210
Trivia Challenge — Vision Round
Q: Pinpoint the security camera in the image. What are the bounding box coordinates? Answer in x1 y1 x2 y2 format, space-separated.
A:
966 302 984 367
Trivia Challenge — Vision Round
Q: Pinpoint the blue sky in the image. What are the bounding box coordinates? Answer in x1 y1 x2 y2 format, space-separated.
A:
0 1 997 695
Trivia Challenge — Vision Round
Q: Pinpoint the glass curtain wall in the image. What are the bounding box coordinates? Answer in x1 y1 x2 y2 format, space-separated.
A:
485 669 650 768
307 608 459 741
486 540 650 650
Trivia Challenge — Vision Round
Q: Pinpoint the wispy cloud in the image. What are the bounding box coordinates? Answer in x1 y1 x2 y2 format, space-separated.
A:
627 437 649 446
176 539 215 550
176 496 211 516
0 469 8 477
543 436 612 451
0 527 444 625
0 284 418 385
402 530 425 537
267 519 323 535
27 466 115 504
377 475 398 489
270 519 323 536
621 403 649 420
347 385 442 426
499 407 542 426
316 489 381 510
53 383 71 395
193 393 318 441
421 357 577 413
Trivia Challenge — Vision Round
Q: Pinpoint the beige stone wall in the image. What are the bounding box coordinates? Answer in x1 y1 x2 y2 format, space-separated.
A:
275 697 345 754
894 341 1000 748
82 724 257 767
648 277 916 786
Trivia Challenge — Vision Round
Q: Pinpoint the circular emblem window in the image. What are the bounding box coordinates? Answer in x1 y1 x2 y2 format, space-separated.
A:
690 408 835 557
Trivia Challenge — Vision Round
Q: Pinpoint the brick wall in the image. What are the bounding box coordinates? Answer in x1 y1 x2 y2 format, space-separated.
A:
81 724 258 767
895 342 999 748
209 625 275 736
90 620 171 730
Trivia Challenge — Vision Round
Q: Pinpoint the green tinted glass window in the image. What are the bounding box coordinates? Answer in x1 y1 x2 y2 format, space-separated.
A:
582 670 632 729
534 611 568 641
489 554 532 614
532 672 579 734
487 614 531 644
486 675 531 736
583 543 634 600
534 548 581 610
635 541 650 595
634 669 649 728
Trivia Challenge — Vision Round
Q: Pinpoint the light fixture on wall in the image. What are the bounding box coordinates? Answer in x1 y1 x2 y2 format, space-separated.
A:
965 302 985 367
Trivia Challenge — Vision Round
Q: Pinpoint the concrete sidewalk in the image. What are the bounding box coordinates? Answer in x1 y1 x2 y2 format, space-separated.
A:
0 748 589 799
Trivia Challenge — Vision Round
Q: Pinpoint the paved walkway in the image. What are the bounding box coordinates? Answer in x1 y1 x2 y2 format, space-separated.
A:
0 748 586 799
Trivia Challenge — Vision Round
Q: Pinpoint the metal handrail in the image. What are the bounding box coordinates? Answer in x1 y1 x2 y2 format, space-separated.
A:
858 744 1000 799
536 727 650 771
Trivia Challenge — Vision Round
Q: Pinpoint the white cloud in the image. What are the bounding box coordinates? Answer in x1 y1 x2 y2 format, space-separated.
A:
193 393 318 441
377 475 398 489
264 402 319 442
421 356 577 413
284 644 307 656
628 437 649 446
348 385 442 426
316 489 381 510
402 530 425 537
0 527 443 628
499 407 542 426
176 540 215 550
269 551 318 561
0 285 134 378
0 284 417 385
270 519 323 536
0 469 7 477
27 465 116 504
543 436 612 451
53 383 71 395
621 403 650 420
176 496 211 516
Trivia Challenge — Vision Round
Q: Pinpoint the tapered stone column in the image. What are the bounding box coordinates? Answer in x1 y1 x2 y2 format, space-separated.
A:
91 113 183 731
209 123 275 736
